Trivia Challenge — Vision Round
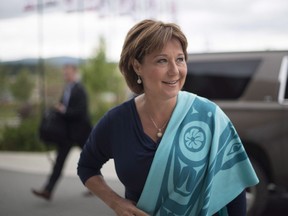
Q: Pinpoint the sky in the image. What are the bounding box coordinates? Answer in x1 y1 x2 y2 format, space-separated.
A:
0 0 288 62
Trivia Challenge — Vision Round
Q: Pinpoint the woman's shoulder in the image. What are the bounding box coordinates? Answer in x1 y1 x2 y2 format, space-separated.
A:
180 91 223 115
92 98 135 133
180 91 217 107
105 97 135 120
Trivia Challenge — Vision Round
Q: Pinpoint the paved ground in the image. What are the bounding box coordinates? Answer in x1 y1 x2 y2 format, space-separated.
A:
0 147 288 216
0 147 124 216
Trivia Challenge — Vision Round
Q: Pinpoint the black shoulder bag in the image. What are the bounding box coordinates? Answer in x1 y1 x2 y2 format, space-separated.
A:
39 108 67 146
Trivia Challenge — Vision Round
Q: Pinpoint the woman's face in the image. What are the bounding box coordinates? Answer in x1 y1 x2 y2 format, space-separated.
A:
135 38 187 100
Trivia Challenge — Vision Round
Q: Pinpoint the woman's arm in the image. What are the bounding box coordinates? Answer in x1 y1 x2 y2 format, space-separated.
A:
85 175 149 216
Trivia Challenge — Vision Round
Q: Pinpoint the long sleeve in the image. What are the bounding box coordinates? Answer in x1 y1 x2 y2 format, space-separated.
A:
77 114 112 184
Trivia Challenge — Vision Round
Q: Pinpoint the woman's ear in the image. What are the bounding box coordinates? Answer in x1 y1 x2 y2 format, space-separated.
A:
132 59 141 75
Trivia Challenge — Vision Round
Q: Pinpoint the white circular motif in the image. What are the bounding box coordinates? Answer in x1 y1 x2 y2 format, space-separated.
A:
179 121 212 161
184 127 205 151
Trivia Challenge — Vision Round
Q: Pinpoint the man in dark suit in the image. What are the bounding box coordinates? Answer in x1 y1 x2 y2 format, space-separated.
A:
32 64 92 200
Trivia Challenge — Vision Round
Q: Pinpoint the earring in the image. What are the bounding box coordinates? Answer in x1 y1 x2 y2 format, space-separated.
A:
137 75 142 84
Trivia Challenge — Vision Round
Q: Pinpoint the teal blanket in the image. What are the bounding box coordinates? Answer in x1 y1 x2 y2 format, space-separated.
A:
137 91 259 216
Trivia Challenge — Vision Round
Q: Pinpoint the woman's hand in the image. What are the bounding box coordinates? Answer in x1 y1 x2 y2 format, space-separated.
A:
112 197 149 216
85 176 149 216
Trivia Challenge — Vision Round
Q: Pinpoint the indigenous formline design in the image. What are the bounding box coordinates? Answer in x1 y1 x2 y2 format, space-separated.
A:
137 91 258 216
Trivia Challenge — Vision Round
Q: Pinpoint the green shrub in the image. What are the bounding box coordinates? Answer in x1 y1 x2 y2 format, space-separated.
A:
0 116 47 152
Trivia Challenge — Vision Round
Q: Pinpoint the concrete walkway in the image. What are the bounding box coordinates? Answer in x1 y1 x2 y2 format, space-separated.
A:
0 147 123 216
0 147 117 179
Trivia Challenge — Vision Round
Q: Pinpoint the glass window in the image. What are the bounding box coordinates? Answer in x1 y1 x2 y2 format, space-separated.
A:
183 59 261 100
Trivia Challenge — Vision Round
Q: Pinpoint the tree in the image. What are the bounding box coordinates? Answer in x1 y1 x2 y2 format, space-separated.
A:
0 66 10 102
10 68 34 102
81 38 126 123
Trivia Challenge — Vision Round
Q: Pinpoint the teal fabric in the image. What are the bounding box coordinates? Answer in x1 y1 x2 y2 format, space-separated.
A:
218 207 228 216
137 91 259 216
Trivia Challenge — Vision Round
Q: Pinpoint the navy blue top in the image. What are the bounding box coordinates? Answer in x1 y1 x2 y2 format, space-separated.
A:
78 98 159 201
77 98 246 214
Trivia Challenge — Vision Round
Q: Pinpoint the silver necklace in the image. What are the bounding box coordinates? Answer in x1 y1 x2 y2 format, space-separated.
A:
149 115 169 138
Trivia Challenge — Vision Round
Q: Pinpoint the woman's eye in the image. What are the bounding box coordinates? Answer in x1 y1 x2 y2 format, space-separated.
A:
177 57 185 63
157 59 167 64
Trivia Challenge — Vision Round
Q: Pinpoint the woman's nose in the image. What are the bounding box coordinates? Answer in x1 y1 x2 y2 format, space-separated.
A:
168 61 179 75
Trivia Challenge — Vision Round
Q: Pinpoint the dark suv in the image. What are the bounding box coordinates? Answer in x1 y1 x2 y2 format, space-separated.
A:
183 50 288 216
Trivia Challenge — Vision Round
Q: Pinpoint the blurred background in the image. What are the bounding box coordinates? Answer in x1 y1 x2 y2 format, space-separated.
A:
0 0 288 215
1 0 288 151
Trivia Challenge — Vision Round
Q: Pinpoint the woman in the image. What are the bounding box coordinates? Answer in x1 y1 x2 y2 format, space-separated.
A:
77 19 258 216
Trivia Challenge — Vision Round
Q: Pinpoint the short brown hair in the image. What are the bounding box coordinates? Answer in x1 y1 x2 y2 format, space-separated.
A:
119 19 188 94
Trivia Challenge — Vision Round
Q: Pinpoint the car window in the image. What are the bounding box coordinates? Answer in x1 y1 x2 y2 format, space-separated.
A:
183 59 261 100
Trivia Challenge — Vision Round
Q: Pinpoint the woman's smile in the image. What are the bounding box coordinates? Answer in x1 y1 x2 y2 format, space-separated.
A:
162 79 180 86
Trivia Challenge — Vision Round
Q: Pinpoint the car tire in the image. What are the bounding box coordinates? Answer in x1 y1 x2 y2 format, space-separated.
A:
246 159 269 216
